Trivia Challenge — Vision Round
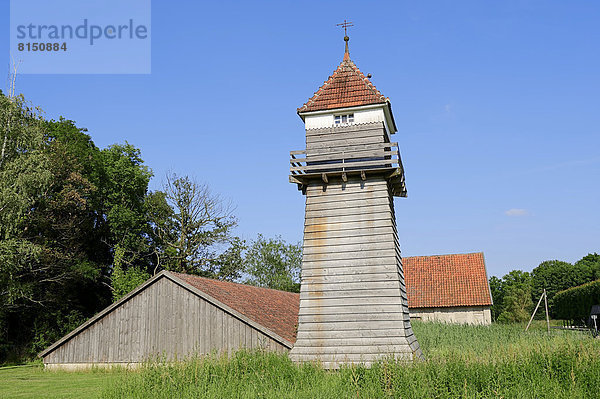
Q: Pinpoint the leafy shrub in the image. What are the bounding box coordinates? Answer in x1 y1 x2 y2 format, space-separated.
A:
552 279 600 320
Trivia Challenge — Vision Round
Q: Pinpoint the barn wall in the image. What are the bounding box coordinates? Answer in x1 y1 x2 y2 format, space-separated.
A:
43 277 288 366
410 306 492 325
290 122 422 368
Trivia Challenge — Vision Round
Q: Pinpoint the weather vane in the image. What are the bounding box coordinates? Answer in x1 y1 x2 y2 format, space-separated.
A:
336 20 354 37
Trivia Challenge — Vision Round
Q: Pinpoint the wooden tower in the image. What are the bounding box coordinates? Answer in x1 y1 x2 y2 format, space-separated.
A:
288 35 422 368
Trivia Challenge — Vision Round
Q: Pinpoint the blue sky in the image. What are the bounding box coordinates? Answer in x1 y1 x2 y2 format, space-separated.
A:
2 1 599 277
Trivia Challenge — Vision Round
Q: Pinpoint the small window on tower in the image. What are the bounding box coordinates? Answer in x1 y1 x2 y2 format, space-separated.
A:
334 113 354 125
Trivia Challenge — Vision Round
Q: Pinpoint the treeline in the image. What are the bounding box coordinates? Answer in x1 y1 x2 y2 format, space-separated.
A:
489 254 600 322
0 91 300 363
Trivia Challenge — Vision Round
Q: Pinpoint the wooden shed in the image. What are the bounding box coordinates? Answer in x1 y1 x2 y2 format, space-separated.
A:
39 271 299 369
403 252 493 325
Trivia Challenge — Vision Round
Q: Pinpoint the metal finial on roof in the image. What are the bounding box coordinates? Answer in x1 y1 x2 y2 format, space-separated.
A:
336 20 353 60
336 19 354 36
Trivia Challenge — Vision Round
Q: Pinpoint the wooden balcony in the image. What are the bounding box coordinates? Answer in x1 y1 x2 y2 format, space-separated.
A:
289 142 407 197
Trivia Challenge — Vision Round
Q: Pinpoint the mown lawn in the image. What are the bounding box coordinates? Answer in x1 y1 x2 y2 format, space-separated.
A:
1 321 599 399
0 364 120 399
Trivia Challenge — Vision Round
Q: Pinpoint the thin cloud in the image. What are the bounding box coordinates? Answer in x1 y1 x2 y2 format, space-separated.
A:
433 103 455 121
505 208 528 217
524 157 600 175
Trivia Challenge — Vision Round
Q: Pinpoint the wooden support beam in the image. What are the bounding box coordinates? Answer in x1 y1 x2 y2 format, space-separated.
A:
342 172 347 182
361 170 366 181
526 290 546 332
321 173 328 183
543 288 550 333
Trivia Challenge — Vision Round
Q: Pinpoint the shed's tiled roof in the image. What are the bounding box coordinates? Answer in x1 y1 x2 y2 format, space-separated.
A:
172 273 300 344
298 50 388 113
403 252 493 308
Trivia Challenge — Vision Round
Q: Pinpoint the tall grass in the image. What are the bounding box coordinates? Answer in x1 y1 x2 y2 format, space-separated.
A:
102 322 600 398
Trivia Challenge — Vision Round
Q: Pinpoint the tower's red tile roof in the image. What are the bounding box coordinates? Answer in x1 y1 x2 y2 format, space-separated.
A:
403 252 493 308
298 47 388 113
172 273 300 343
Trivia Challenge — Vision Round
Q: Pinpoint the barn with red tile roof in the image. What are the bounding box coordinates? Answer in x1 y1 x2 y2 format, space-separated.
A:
403 252 493 325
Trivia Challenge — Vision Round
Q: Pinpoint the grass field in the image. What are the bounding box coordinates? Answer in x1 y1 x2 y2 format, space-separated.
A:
1 321 599 398
0 364 120 399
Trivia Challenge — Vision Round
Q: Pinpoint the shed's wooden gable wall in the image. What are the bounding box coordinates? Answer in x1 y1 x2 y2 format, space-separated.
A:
43 277 287 365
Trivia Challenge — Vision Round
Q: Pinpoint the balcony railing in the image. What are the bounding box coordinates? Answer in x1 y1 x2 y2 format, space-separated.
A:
290 142 403 176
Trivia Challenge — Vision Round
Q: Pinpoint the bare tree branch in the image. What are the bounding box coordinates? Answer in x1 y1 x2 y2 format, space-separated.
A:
157 172 237 274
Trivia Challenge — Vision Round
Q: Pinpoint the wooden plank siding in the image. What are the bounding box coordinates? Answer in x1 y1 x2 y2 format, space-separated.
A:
289 173 422 367
42 276 288 366
288 119 420 367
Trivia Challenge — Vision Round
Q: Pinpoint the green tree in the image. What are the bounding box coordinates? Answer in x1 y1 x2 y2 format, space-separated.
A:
498 284 533 323
98 143 153 266
575 253 600 280
496 270 534 323
0 91 45 168
489 276 504 321
202 237 247 281
0 110 105 360
111 245 149 301
244 234 301 292
531 260 593 307
502 269 531 288
0 91 158 361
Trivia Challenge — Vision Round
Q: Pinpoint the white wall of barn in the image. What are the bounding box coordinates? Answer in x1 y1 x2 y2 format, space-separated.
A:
410 306 492 325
